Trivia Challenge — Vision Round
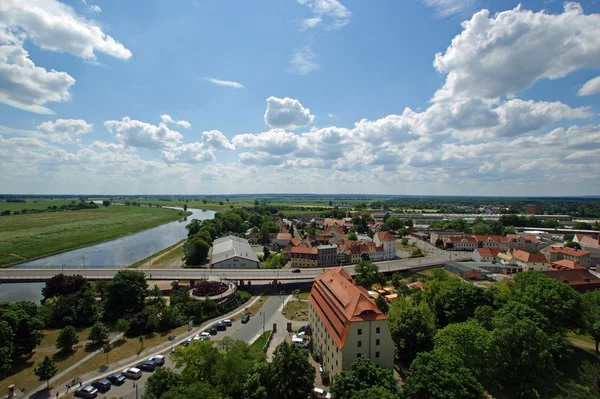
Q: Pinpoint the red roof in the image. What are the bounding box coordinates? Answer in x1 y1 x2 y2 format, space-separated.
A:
576 234 600 249
309 267 387 349
376 231 396 242
475 248 503 257
447 236 477 243
544 246 590 257
291 246 318 255
550 259 586 271
512 249 548 264
506 234 539 244
290 236 301 247
541 270 600 292
276 233 292 241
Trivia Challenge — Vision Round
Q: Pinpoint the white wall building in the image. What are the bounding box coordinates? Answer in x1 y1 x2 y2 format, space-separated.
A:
211 235 259 269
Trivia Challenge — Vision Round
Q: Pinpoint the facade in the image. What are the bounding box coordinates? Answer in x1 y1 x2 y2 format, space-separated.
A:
290 247 318 268
318 245 339 267
512 249 549 271
211 236 260 269
273 233 292 248
446 236 478 251
308 267 394 379
573 234 600 268
497 251 517 266
373 231 397 259
541 246 591 268
429 231 464 245
473 234 539 252
472 247 503 262
337 241 385 264
525 204 542 215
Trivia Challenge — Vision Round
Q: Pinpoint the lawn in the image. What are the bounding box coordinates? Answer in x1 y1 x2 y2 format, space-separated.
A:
39 327 92 349
283 300 309 321
0 206 187 266
250 331 272 351
0 199 82 212
567 331 596 345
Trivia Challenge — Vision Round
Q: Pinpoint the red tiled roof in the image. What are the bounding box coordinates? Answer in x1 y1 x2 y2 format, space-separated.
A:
513 249 548 264
309 267 387 349
291 246 318 255
447 236 477 243
541 270 600 291
376 231 396 242
550 259 586 270
476 248 503 257
276 233 292 241
290 236 301 247
544 246 590 257
473 235 509 243
506 234 539 244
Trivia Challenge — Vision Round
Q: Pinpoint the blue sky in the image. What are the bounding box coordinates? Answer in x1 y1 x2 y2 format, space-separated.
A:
1 0 600 195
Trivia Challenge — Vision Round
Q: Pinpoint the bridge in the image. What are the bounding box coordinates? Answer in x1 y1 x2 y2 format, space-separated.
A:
0 254 469 283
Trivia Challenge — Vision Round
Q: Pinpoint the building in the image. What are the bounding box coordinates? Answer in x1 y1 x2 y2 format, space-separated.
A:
444 262 485 280
472 247 503 262
429 231 464 245
541 246 591 268
573 234 600 268
473 234 539 252
373 231 397 259
273 233 292 248
337 241 385 264
308 267 394 379
318 245 339 267
512 249 549 271
525 204 542 215
290 247 318 268
549 259 586 271
497 251 517 266
446 236 478 251
211 236 260 269
541 269 600 292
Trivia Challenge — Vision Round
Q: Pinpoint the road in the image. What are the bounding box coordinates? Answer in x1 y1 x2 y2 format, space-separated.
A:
1 254 469 283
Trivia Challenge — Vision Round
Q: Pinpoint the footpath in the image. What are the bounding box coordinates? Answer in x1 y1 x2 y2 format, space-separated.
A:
29 295 264 399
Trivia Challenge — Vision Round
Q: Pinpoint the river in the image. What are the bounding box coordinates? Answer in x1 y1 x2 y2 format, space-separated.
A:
0 208 215 303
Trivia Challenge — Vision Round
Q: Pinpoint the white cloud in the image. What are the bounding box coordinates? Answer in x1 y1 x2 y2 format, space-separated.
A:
105 117 183 150
160 114 191 129
239 152 283 166
433 3 600 100
0 28 75 114
297 0 351 30
421 0 476 18
578 76 600 96
87 4 101 13
161 142 216 164
0 0 131 60
201 130 235 151
37 119 93 143
203 77 244 89
264 96 315 130
327 113 335 118
232 129 300 155
290 46 319 75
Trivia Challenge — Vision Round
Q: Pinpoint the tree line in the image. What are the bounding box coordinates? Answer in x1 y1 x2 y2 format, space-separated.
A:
1 199 99 216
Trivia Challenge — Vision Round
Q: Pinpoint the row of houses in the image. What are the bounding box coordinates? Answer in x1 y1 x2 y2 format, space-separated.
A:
444 234 540 252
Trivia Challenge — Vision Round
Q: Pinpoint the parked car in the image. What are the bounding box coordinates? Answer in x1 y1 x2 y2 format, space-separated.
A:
106 373 126 385
148 355 165 366
241 313 250 324
292 336 309 348
74 386 98 399
222 319 232 327
199 332 211 340
216 322 227 331
207 327 218 335
122 367 142 379
136 360 157 372
313 387 332 398
292 268 301 273
91 379 111 393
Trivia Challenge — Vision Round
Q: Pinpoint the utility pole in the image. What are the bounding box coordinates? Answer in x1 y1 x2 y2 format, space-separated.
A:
133 382 139 399
260 311 265 334
82 255 86 268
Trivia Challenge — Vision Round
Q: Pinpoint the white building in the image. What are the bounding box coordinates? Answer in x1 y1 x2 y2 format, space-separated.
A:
211 235 259 269
373 231 397 259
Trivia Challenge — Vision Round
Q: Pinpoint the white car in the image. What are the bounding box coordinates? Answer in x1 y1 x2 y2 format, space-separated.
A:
148 355 165 366
122 367 142 379
313 387 331 398
199 332 211 340
292 336 309 348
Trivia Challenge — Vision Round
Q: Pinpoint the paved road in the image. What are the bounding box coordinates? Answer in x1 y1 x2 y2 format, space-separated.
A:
1 254 469 283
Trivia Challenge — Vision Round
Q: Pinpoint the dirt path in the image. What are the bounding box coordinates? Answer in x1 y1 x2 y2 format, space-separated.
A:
565 337 597 351
138 242 185 269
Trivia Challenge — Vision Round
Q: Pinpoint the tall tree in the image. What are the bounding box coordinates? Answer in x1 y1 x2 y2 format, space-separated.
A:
184 237 210 266
331 356 400 399
387 298 436 364
56 325 78 352
354 261 385 287
0 302 43 357
34 356 58 388
375 295 389 314
0 321 14 379
88 322 110 346
268 342 315 399
582 290 600 352
42 274 88 304
104 270 148 321
142 367 181 399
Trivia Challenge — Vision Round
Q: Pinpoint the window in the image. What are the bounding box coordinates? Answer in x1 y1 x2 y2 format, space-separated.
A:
376 327 380 334
357 341 362 348
376 351 380 358
376 339 380 346
358 328 362 335
357 353 362 358
336 360 338 366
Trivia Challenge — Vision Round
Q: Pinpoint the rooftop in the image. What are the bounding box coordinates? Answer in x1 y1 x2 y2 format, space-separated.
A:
475 247 503 257
211 235 259 264
544 245 590 257
550 259 586 270
512 249 548 263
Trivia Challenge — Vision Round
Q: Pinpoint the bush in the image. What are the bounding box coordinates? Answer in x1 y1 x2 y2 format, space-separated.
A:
192 280 228 297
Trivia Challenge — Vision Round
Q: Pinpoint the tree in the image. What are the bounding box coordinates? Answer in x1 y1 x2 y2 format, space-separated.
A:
347 231 358 241
385 216 403 231
263 246 271 261
0 302 43 358
184 237 210 266
56 325 78 352
582 290 600 352
391 273 402 288
574 221 593 230
219 201 224 205
34 356 58 388
143 367 181 399
88 322 110 346
401 351 485 399
473 305 494 330
102 200 111 207
0 321 14 379
388 298 436 364
425 278 491 327
186 219 202 236
42 274 89 304
115 318 130 335
183 204 188 211
401 237 408 246
268 342 315 399
354 261 385 287
375 295 389 314
104 270 148 321
564 241 582 250
331 357 400 399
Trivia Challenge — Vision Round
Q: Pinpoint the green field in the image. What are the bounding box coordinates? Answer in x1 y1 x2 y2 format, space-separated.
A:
0 198 82 212
0 206 188 266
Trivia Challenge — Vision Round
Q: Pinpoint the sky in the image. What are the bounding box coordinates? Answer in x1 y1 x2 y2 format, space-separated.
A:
1 0 600 196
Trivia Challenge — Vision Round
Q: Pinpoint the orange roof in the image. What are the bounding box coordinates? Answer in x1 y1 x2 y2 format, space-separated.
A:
447 236 477 243
308 267 387 349
544 246 590 257
276 233 292 241
506 234 539 244
512 249 548 264
550 259 586 270
476 248 503 257
291 246 318 255
290 236 301 247
575 234 600 249
376 231 396 242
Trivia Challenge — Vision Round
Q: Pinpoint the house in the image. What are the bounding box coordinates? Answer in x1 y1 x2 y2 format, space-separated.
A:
318 245 339 267
473 234 539 252
573 234 600 268
446 236 478 251
273 233 292 248
444 262 485 280
210 236 260 269
541 246 591 268
472 247 503 262
541 269 600 292
308 267 394 380
512 249 549 271
549 259 586 271
337 241 385 264
290 247 318 268
497 251 517 266
373 231 397 259
429 231 464 245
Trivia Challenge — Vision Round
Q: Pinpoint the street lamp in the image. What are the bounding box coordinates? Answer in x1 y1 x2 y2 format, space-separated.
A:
82 255 86 268
260 311 265 334
133 382 139 399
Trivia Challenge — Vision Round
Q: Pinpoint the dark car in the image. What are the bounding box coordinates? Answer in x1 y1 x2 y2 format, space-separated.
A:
292 268 301 273
136 360 156 372
207 327 218 335
106 373 126 385
74 386 98 399
222 319 232 327
91 379 111 393
216 322 227 331
241 313 250 324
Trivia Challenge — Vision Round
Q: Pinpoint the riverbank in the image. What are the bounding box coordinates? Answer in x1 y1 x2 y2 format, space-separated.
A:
0 207 191 267
130 239 186 268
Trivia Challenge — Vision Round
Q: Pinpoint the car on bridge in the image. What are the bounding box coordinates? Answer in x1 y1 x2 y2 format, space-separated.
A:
292 268 301 273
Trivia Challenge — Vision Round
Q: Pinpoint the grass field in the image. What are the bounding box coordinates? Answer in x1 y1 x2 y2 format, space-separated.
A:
0 206 187 266
283 300 309 321
38 328 92 349
250 331 271 351
130 240 185 268
0 199 83 212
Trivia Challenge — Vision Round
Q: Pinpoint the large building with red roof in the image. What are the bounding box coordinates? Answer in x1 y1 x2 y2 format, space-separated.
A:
512 249 549 271
541 245 591 268
308 267 394 378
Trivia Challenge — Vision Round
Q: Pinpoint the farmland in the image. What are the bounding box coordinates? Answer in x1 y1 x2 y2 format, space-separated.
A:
0 206 187 266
